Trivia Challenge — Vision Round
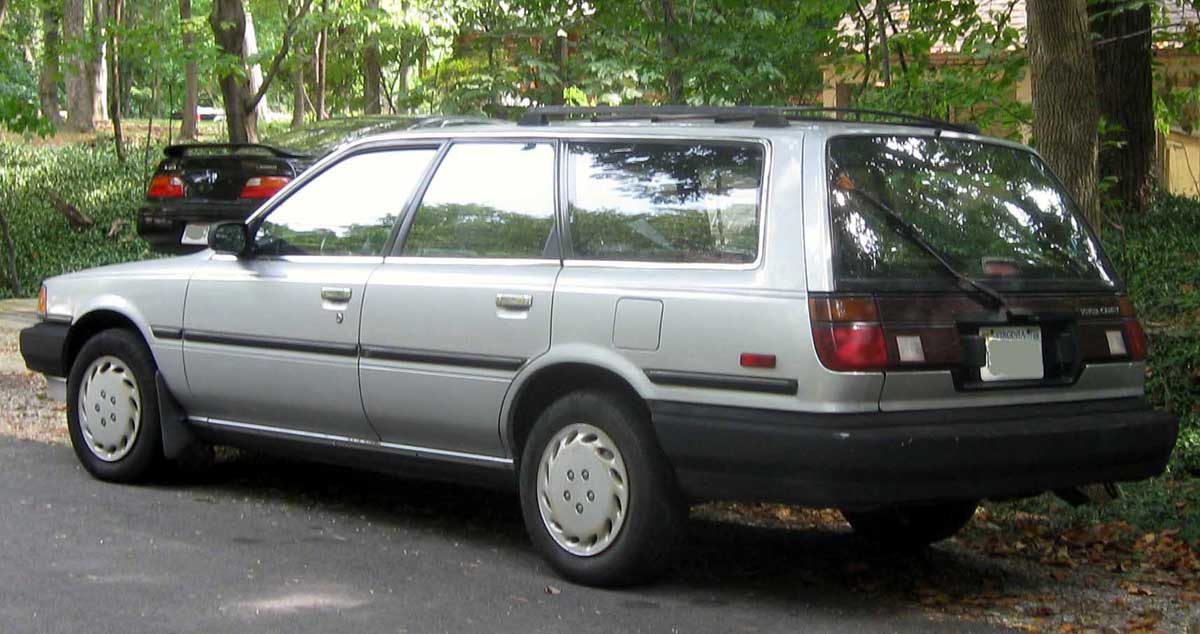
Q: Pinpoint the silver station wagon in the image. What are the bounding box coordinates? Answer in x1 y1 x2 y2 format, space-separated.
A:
20 106 1179 586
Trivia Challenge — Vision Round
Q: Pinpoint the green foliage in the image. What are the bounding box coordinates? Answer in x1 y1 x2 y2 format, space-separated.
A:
0 141 154 297
1105 193 1200 473
839 0 1031 134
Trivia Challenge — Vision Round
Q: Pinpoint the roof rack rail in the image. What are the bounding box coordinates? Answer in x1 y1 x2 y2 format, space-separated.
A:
517 105 978 134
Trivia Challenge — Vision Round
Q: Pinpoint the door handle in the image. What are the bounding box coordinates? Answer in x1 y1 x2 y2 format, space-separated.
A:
496 293 533 311
321 287 353 303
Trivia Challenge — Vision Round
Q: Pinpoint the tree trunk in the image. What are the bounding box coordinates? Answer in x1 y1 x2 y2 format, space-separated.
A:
1027 0 1101 231
291 56 306 127
315 0 327 120
243 9 269 123
0 0 10 30
362 0 381 114
64 0 94 131
90 0 107 121
659 0 682 104
107 0 124 161
1091 0 1154 214
209 0 251 143
38 1 64 127
875 0 891 87
178 0 198 140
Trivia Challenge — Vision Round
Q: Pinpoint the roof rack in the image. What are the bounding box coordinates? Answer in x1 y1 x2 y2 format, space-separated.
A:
517 105 978 134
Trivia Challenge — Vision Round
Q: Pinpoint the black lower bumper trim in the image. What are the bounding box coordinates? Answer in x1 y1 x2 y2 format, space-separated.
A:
649 397 1178 509
19 322 70 377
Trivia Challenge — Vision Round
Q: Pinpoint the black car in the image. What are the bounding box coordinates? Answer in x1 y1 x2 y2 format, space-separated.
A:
138 115 495 253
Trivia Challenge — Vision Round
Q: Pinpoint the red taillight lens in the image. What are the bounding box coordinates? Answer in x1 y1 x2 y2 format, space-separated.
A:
239 176 291 199
147 175 185 199
1122 319 1148 361
812 324 888 372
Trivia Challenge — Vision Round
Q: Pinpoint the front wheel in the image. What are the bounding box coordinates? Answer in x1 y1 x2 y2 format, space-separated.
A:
66 329 164 483
518 390 686 586
841 501 978 550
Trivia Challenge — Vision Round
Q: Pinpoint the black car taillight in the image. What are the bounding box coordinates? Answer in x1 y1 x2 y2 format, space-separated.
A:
239 176 291 199
147 174 185 199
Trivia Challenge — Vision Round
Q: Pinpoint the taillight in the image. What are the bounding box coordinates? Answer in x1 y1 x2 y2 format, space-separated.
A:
147 175 185 199
239 176 291 199
1122 319 1148 361
812 323 888 371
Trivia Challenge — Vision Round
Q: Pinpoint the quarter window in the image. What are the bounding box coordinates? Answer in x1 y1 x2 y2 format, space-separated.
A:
401 142 556 258
255 148 436 257
567 141 763 263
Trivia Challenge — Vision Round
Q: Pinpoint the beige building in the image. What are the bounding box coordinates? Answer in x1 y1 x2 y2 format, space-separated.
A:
822 1 1200 197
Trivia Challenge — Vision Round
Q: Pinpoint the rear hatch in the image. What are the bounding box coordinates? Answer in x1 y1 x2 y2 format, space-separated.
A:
813 134 1146 409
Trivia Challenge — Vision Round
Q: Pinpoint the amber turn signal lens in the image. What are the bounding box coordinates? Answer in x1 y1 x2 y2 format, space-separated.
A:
37 285 47 317
809 296 879 323
1118 296 1137 318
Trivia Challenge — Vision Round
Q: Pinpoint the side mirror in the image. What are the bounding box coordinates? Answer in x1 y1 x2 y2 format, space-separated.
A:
208 222 250 256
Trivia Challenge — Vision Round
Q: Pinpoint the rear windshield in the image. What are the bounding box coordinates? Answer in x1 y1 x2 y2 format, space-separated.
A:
827 135 1117 292
263 116 423 156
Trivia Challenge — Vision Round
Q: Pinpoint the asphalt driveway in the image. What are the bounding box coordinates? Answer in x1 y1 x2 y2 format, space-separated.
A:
0 435 1020 634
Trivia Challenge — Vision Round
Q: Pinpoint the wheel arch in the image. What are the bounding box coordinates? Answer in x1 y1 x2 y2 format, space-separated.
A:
65 308 152 375
501 345 658 468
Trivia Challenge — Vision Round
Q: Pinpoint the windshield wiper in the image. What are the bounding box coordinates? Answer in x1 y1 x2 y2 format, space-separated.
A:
839 184 1011 315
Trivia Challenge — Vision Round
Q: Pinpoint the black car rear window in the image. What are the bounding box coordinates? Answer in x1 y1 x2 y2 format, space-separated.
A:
827 135 1117 292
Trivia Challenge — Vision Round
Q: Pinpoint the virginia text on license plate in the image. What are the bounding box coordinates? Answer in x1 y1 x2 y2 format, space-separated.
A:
979 326 1044 382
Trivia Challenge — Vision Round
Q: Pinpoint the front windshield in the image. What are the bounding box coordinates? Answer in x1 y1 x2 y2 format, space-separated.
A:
827 135 1117 292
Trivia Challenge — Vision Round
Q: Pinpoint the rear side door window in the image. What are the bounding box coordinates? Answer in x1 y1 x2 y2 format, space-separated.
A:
255 148 436 257
399 142 557 259
566 140 764 264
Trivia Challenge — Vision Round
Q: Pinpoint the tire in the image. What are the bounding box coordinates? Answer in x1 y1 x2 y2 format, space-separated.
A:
841 501 978 550
66 328 164 483
518 390 687 586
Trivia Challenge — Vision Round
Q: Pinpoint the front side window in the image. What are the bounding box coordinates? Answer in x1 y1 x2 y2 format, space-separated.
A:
567 141 763 264
401 142 556 258
827 135 1116 291
255 148 436 257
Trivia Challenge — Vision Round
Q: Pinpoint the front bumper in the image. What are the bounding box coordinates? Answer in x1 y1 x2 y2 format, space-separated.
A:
650 397 1178 509
19 321 69 377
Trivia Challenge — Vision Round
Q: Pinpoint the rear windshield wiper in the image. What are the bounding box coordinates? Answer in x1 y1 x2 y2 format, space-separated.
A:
834 177 1011 314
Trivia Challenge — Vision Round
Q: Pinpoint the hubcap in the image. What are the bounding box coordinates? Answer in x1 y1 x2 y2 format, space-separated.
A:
77 355 141 462
536 423 629 557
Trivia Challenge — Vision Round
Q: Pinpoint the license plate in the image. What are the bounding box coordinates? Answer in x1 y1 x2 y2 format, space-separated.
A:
181 223 210 245
979 326 1043 382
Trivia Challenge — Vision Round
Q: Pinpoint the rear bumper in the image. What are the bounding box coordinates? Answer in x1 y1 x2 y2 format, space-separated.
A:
19 321 70 377
649 397 1178 509
138 202 260 253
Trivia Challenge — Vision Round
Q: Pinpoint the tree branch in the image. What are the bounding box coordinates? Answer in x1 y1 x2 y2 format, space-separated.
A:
244 0 315 115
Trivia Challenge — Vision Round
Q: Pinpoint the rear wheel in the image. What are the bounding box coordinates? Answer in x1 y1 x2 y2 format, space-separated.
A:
66 329 164 483
841 501 978 550
518 390 686 586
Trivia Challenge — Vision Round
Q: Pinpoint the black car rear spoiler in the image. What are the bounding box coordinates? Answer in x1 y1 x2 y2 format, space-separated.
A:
163 143 309 159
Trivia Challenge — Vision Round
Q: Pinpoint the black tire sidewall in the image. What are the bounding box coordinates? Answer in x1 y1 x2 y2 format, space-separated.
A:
518 390 685 587
66 329 163 483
